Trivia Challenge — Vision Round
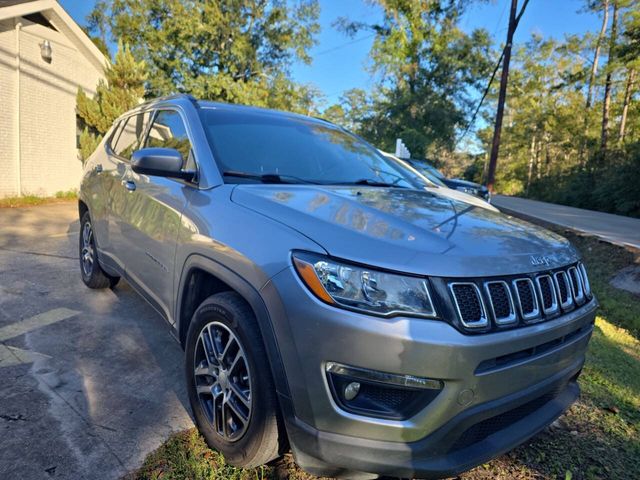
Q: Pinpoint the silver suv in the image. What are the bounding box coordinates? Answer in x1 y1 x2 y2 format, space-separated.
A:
78 95 597 479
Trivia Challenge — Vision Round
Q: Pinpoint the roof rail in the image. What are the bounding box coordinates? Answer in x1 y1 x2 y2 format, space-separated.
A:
135 93 199 109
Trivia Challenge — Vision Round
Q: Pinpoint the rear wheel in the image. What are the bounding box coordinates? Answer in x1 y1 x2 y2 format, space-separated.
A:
79 211 119 289
185 292 281 467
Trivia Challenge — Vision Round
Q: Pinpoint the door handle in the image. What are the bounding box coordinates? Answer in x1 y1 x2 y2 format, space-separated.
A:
122 180 136 192
94 164 103 173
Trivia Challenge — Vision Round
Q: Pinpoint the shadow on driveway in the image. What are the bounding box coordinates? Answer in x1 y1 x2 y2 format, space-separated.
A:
0 204 193 479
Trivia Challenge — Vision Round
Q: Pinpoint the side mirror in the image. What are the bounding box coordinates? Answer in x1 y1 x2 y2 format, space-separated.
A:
131 148 194 181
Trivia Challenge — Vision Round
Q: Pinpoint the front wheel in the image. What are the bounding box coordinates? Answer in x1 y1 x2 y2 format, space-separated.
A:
79 211 119 289
185 292 281 467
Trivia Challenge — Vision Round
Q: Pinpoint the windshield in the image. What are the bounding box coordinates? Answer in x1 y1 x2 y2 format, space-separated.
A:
409 161 447 184
200 107 416 187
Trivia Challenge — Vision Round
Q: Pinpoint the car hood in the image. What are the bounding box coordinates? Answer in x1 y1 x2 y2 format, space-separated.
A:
231 185 578 277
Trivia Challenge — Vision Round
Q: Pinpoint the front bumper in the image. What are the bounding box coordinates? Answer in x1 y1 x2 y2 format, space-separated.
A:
261 267 597 477
286 366 580 479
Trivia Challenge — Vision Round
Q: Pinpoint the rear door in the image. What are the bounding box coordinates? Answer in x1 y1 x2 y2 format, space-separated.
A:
119 109 196 321
104 112 152 271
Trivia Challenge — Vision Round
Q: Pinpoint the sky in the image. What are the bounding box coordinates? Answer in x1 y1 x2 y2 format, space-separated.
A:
59 0 602 106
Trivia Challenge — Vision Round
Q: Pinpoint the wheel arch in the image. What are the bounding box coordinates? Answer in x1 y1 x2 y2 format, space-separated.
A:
176 254 291 399
78 199 89 220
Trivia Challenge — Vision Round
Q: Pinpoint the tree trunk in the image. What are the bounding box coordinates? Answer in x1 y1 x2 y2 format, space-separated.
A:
618 68 636 146
586 0 609 110
535 137 542 180
600 0 619 154
486 0 519 193
526 134 536 195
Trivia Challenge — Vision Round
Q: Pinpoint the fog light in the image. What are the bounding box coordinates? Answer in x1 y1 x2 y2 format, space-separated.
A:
326 361 443 420
344 382 360 400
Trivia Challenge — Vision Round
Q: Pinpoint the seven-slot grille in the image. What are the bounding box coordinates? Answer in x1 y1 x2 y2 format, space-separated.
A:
448 283 488 328
449 262 592 330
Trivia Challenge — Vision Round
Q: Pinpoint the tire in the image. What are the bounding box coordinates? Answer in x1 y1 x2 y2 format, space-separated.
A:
79 211 120 289
185 292 281 467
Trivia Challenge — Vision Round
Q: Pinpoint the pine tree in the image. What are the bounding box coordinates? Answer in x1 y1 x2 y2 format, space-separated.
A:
76 41 147 160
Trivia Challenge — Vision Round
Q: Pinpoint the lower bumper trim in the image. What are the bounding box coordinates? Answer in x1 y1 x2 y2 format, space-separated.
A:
284 363 582 479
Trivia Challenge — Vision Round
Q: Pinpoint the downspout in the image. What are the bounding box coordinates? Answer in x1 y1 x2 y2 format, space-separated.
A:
14 19 22 196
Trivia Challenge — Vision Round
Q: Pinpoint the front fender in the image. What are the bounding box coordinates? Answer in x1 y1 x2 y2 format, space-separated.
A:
175 253 291 399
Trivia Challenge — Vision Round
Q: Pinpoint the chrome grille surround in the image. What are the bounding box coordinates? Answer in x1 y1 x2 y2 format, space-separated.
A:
553 271 574 310
535 274 559 315
568 266 585 305
483 280 517 325
445 262 594 332
578 262 591 298
512 278 540 322
448 282 489 329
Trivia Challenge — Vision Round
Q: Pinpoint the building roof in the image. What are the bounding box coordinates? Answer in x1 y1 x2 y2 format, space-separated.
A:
0 0 107 72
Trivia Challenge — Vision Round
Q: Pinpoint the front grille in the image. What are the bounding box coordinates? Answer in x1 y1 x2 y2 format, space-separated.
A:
447 262 593 332
568 267 585 305
513 278 539 320
579 263 591 297
536 275 558 314
449 283 488 328
554 271 573 310
485 281 516 324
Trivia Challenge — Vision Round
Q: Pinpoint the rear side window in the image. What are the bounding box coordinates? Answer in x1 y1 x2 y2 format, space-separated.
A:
108 120 125 150
146 110 195 170
111 112 151 159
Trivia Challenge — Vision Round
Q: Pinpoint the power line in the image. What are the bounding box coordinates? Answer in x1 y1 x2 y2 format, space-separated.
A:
314 33 376 57
458 0 531 142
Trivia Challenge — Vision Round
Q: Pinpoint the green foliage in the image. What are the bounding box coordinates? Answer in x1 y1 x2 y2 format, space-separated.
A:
78 127 102 161
332 1 493 157
76 41 147 160
476 1 640 217
88 0 321 111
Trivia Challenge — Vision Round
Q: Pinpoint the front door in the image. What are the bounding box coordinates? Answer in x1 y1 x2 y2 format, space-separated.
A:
119 109 196 322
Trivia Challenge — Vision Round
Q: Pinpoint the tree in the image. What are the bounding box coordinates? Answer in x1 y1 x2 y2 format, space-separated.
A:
585 0 610 110
617 6 640 144
76 41 147 160
335 0 493 157
87 0 320 111
322 88 373 132
476 0 640 217
600 0 620 153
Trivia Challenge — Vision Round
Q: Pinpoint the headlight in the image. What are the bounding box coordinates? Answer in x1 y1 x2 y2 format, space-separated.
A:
292 253 436 317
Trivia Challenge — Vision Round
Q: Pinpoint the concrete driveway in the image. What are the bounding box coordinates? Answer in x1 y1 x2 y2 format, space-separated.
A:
0 202 193 479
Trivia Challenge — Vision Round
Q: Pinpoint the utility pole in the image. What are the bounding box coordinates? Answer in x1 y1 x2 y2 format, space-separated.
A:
486 0 518 194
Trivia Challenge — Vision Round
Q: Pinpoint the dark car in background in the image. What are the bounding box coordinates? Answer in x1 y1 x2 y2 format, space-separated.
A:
408 159 491 202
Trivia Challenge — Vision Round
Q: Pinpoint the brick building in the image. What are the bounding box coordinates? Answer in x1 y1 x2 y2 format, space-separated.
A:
0 0 106 197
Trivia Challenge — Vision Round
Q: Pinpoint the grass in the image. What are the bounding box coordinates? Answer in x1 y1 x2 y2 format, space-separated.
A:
126 231 640 480
0 190 77 208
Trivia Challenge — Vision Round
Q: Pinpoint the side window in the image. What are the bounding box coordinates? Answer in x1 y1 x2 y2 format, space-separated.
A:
112 112 151 159
108 120 124 151
146 110 195 170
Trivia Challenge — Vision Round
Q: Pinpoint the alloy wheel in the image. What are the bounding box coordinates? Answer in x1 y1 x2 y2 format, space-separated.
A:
194 321 252 442
81 221 94 277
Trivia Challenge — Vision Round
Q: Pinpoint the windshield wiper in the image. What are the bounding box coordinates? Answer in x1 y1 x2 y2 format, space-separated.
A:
222 171 319 185
336 178 409 189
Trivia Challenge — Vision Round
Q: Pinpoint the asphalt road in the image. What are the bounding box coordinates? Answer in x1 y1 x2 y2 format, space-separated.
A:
492 195 640 250
0 202 193 479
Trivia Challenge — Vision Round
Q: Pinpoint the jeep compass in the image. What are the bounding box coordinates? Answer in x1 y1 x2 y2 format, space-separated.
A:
78 94 597 479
